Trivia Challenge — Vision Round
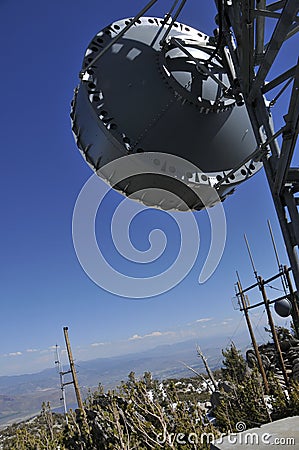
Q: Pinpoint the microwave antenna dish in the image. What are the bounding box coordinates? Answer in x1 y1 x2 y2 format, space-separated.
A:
71 0 263 211
71 0 299 292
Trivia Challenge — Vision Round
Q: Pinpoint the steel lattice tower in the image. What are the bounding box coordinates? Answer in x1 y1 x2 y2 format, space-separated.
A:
217 0 299 291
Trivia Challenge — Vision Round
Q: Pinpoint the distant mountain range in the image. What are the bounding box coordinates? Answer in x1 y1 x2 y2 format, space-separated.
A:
0 337 248 428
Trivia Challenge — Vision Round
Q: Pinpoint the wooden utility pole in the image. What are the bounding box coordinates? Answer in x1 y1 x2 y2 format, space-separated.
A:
258 277 289 387
242 234 290 387
236 278 269 393
63 326 84 411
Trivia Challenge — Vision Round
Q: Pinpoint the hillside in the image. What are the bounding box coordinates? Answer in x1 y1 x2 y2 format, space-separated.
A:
0 339 224 428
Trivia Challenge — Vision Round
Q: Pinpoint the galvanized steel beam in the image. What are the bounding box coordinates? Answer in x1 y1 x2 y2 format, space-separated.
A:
248 0 299 102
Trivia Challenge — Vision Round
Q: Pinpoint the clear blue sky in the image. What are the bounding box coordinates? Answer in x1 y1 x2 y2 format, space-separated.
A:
0 0 296 376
